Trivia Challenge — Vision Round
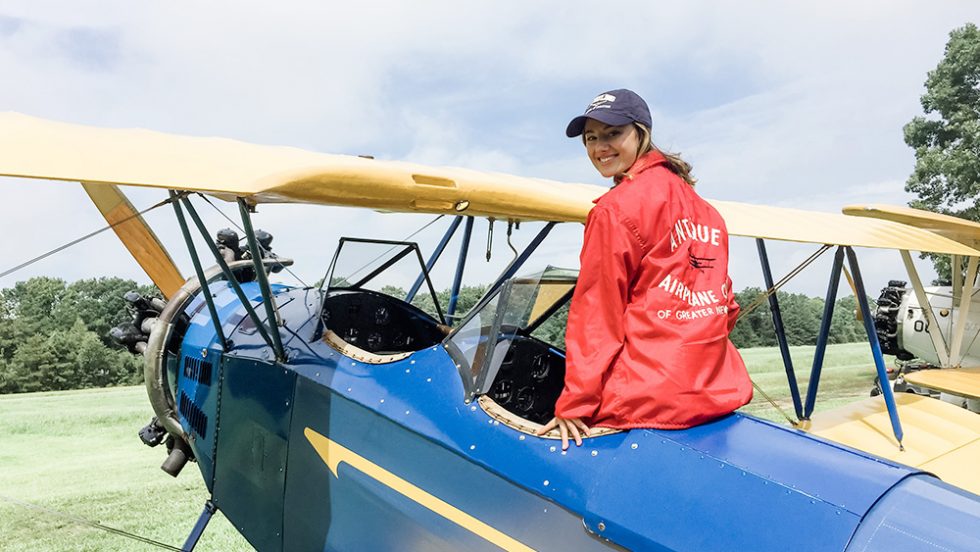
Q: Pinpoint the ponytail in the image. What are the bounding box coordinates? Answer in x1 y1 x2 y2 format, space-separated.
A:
634 124 696 187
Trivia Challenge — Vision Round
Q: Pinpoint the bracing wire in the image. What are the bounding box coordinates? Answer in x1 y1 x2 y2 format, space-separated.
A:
739 245 832 319
0 493 183 551
0 192 187 281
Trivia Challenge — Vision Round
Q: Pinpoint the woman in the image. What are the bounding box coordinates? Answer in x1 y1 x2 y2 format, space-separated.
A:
538 89 753 451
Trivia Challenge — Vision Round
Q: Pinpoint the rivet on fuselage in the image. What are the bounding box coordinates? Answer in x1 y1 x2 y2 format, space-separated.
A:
549 446 556 453
426 378 432 383
470 405 477 411
470 445 476 450
380 399 385 404
631 443 638 450
405 410 410 415
347 387 352 392
519 435 526 441
543 480 550 486
201 349 208 358
598 522 606 532
591 450 598 457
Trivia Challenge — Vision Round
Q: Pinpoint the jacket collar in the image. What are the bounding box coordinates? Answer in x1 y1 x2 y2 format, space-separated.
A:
613 150 667 186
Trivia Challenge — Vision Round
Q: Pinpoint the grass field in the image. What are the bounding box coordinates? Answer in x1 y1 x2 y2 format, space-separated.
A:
0 342 887 551
739 341 889 421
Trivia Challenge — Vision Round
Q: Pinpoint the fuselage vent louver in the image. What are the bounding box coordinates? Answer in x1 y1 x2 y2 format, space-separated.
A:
183 356 214 385
178 391 208 439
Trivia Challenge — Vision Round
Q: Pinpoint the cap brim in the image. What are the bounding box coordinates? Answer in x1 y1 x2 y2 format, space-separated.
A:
565 111 635 137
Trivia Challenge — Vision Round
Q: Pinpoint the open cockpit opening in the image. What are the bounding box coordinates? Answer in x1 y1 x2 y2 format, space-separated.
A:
317 237 450 360
320 288 447 359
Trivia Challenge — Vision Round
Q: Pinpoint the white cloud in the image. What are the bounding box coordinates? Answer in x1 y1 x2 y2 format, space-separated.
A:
0 1 974 297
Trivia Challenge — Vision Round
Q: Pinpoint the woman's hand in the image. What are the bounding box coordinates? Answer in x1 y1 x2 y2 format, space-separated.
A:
537 416 591 451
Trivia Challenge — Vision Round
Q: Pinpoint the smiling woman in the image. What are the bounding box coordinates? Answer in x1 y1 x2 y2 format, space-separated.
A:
540 88 752 450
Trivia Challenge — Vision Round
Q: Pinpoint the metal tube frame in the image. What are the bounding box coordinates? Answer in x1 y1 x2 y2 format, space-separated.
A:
803 246 845 419
170 191 227 350
756 239 803 419
447 216 474 320
179 196 279 353
237 198 286 361
406 216 462 302
846 247 904 447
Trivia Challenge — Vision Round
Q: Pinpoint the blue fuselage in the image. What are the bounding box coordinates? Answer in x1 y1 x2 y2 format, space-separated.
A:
172 283 980 551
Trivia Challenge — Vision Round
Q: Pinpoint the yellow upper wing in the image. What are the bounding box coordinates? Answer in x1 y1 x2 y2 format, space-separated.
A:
711 200 979 255
843 204 980 248
0 112 599 222
1 112 978 256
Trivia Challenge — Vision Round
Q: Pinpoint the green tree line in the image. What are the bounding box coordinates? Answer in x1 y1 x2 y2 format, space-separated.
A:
728 288 870 348
0 277 872 395
0 277 152 394
392 283 871 350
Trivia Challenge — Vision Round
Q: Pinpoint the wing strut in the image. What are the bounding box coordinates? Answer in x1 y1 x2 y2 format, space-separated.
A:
756 239 804 420
846 247 904 449
175 194 284 361
803 248 846 419
170 191 229 351
900 251 951 366
238 197 286 360
950 256 980 366
406 216 464 303
83 183 185 298
783 246 905 449
447 217 475 321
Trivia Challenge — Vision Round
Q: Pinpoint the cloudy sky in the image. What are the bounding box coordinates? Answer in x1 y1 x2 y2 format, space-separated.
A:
0 2 975 299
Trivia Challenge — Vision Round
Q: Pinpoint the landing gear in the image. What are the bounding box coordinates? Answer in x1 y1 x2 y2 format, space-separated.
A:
182 500 217 551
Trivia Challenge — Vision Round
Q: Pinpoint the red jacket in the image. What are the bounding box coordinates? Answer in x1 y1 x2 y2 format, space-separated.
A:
555 151 752 429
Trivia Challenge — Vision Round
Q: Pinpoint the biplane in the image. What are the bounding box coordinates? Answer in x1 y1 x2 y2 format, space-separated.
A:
845 205 980 405
2 112 980 551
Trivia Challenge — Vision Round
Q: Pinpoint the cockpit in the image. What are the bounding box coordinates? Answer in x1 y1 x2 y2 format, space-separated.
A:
317 234 579 426
318 237 450 362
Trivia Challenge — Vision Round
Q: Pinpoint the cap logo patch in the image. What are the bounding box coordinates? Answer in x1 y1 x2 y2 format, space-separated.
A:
585 93 616 113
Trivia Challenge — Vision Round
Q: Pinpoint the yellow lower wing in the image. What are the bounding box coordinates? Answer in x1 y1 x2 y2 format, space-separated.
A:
801 394 980 495
905 368 980 400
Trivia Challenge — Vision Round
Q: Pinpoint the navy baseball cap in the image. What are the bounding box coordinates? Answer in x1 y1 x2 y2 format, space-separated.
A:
565 89 652 137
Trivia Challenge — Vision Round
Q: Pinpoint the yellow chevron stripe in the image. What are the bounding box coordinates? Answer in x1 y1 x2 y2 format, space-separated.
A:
304 428 535 552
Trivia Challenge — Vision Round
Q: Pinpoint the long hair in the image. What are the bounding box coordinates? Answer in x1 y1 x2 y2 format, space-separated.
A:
634 124 696 187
